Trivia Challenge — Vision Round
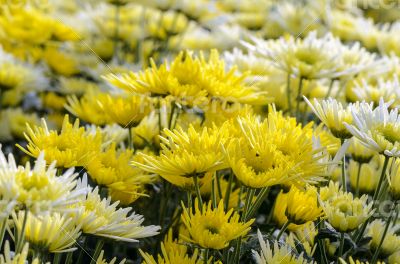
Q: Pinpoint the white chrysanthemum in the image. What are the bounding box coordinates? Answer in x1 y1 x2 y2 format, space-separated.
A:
352 77 400 108
304 97 354 139
72 187 160 242
244 32 349 80
0 241 40 264
0 148 87 214
253 230 312 264
344 99 400 157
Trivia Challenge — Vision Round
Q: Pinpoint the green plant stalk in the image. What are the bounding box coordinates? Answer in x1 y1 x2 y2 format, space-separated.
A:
0 217 7 249
193 174 203 212
295 77 304 121
53 253 62 264
276 220 291 240
203 248 209 264
65 251 73 264
243 188 256 221
355 162 362 197
371 207 395 263
325 79 335 99
15 209 29 253
286 72 292 114
224 171 233 212
340 138 347 192
247 187 269 220
373 155 390 202
338 232 345 258
211 173 217 209
90 239 105 264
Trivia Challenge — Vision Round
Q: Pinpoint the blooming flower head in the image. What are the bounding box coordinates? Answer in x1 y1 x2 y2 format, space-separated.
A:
0 149 86 214
348 159 379 195
368 219 400 257
389 159 400 200
348 137 376 164
286 186 323 225
322 191 373 232
13 211 81 253
225 110 327 189
133 124 228 188
140 229 208 264
344 99 400 157
71 187 160 242
304 97 354 139
181 199 254 250
104 50 267 106
17 115 103 168
253 230 313 264
273 191 303 231
246 32 345 80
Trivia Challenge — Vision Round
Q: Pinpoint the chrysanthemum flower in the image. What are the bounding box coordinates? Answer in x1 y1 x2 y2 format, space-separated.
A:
389 159 400 200
133 125 228 188
98 94 153 128
368 220 400 257
181 199 254 250
225 110 327 188
348 159 379 195
13 211 81 253
0 149 86 214
272 191 303 231
71 187 160 242
304 97 354 139
245 32 346 80
322 191 373 232
140 229 208 264
17 115 103 168
252 230 312 264
344 99 400 157
286 186 323 225
0 241 40 264
348 138 376 164
104 50 267 106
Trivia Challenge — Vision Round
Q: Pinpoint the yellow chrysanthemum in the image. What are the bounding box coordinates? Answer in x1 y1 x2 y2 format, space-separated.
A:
181 199 254 250
348 138 376 164
272 190 303 231
348 159 379 195
71 187 160 242
99 93 153 128
389 159 400 200
104 50 267 106
133 125 228 188
66 89 111 125
368 220 400 257
41 92 67 111
43 47 79 77
17 115 102 168
322 191 373 232
140 229 208 264
13 211 81 253
0 108 40 140
286 186 323 225
225 110 326 188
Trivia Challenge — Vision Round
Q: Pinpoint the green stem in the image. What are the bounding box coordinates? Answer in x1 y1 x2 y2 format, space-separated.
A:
168 101 176 129
53 253 62 264
233 237 242 264
243 188 256 221
295 77 304 121
373 155 390 202
16 209 29 253
211 173 217 209
325 79 335 99
90 239 104 264
0 217 7 249
355 162 362 197
76 236 87 264
276 220 291 240
338 232 345 258
216 173 223 200
393 203 399 227
203 248 209 264
341 138 347 192
224 171 233 212
371 206 395 263
247 187 269 220
127 128 133 149
65 251 73 264
286 72 292 114
193 174 203 212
